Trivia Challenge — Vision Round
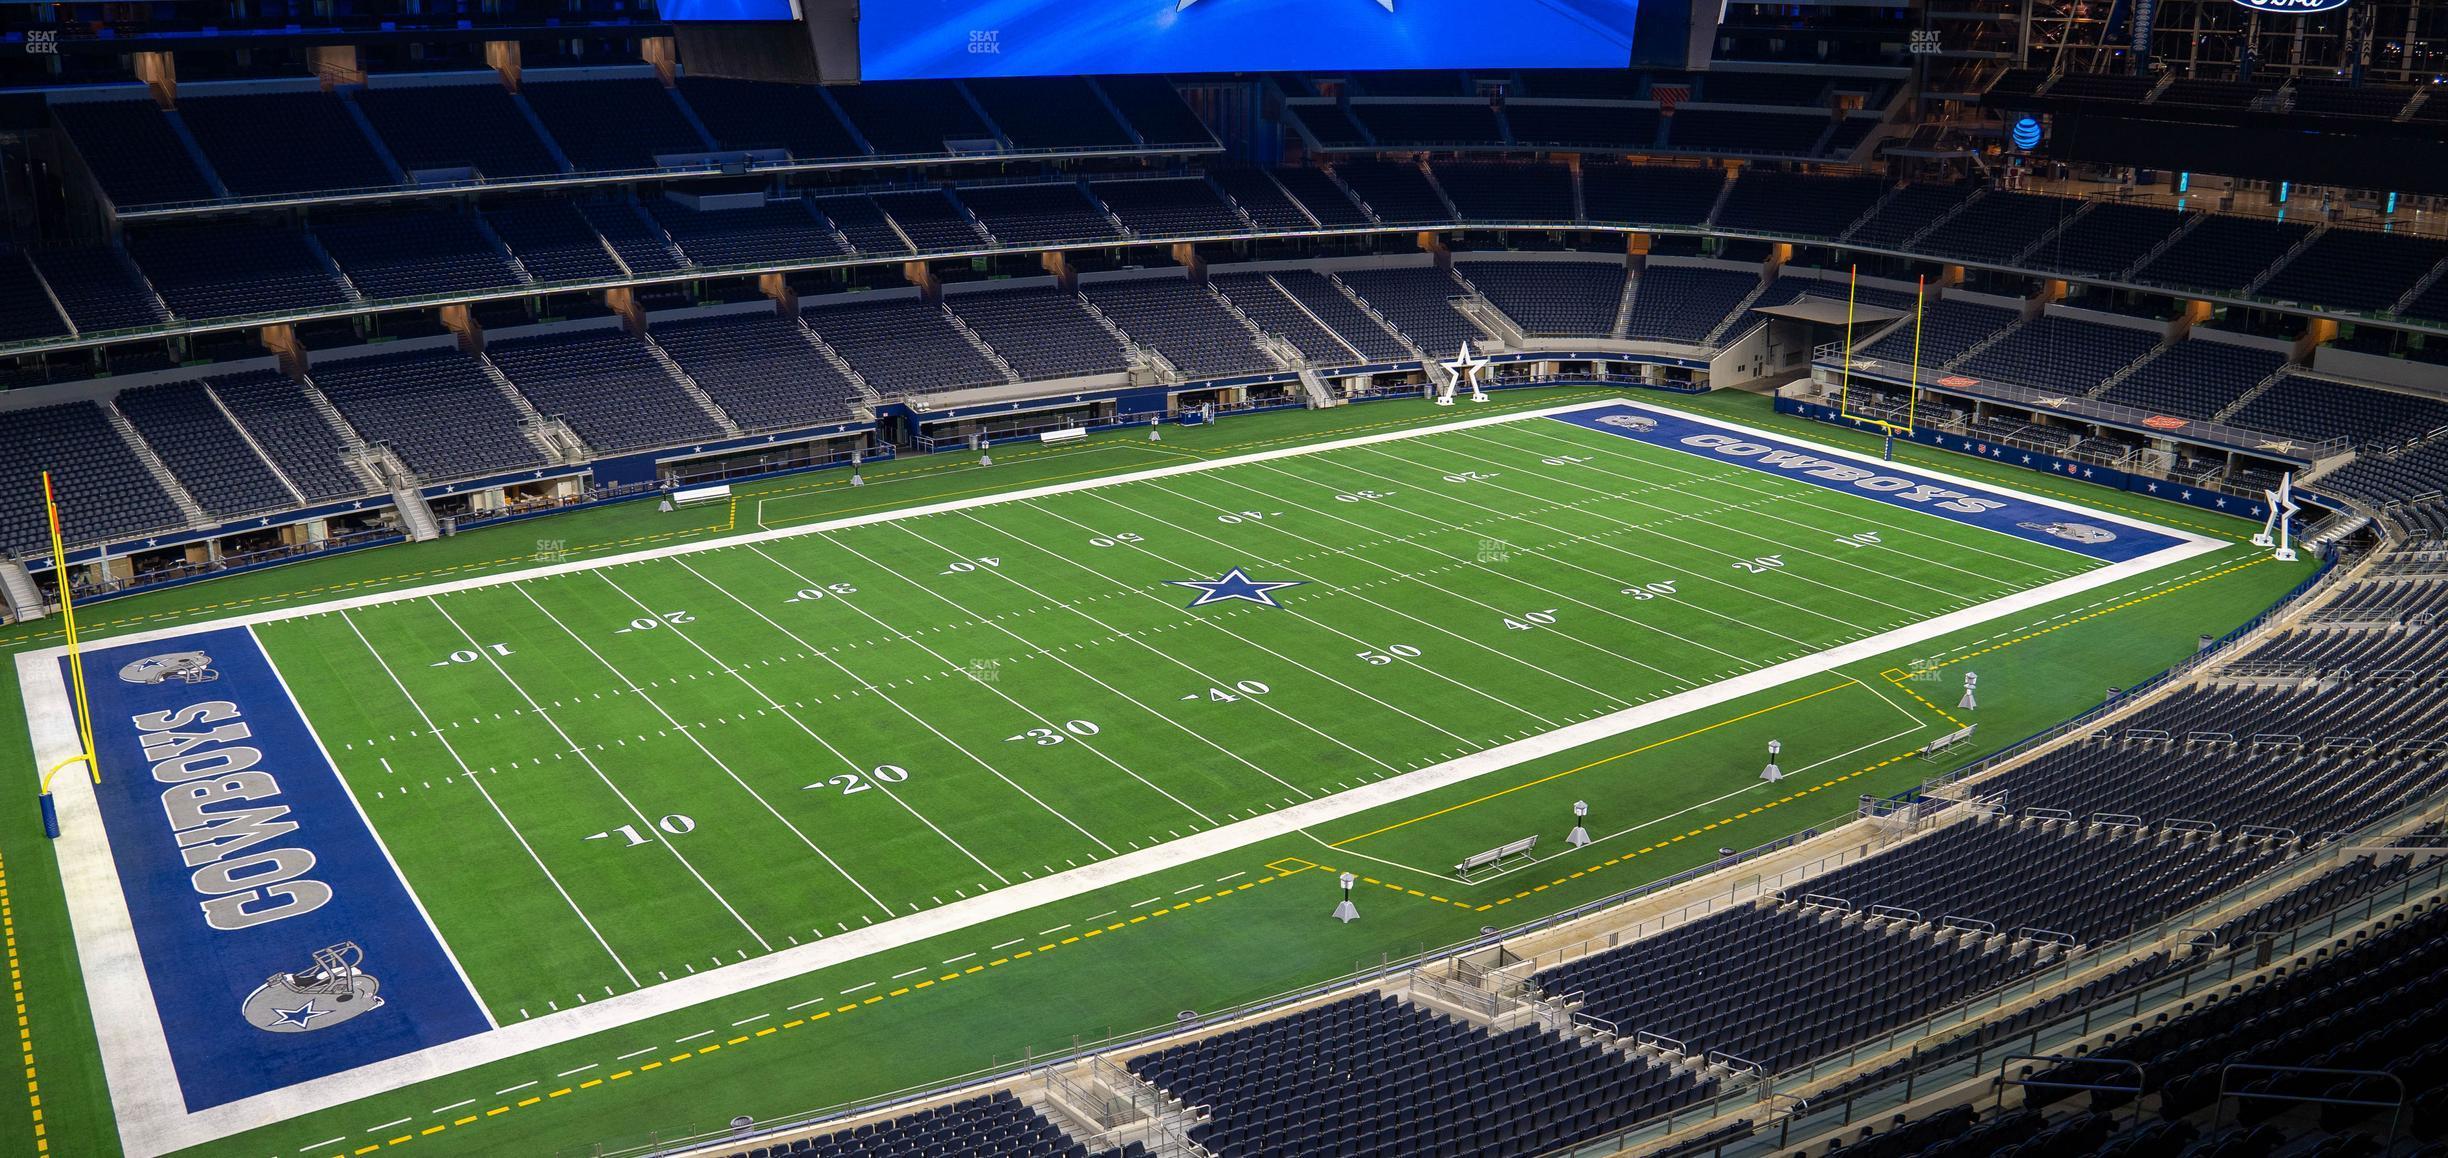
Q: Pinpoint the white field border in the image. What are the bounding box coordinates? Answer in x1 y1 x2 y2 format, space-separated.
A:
16 396 2229 1157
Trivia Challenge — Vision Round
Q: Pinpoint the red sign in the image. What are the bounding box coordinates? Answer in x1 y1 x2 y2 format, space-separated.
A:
2142 415 2189 431
1936 375 1980 388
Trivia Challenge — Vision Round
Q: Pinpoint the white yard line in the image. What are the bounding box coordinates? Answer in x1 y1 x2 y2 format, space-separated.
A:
249 625 495 1029
509 579 898 915
1087 485 1574 727
800 533 1221 827
1241 458 1832 658
340 609 638 989
1230 459 1833 653
602 560 1012 887
960 507 1408 779
822 523 1282 812
1443 427 2053 597
660 552 1078 867
1146 472 1763 679
1018 498 1481 751
1342 445 1937 621
884 519 1314 800
19 396 2226 1158
1502 421 2088 579
421 595 774 952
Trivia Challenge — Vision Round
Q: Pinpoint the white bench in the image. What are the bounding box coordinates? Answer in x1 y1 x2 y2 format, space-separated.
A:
1037 427 1087 445
1456 835 1539 878
671 483 733 507
1919 724 1977 757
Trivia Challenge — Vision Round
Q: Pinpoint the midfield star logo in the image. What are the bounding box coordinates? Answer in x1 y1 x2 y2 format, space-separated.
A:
1168 567 1306 609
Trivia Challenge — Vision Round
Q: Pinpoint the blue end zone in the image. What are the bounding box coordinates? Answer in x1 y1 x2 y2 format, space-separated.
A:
1549 404 2188 564
68 627 489 1111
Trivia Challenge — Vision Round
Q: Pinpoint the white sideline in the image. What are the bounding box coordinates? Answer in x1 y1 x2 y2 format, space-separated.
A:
16 397 2227 1157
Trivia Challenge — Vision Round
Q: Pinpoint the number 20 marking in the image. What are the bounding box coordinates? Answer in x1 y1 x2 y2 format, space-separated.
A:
810 765 911 795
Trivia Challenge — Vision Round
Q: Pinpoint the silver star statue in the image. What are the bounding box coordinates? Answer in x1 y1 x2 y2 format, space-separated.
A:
2252 472 2300 562
1438 341 1490 406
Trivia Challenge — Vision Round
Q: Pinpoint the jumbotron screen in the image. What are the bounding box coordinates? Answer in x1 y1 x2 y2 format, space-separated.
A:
659 0 802 19
858 0 1641 80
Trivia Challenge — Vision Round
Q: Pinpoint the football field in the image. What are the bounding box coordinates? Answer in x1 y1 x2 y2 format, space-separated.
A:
19 397 2223 1154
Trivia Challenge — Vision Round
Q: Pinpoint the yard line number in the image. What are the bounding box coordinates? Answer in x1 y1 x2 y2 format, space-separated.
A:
587 814 696 846
1356 644 1422 665
1006 720 1102 745
784 584 858 603
1503 609 1560 631
432 642 513 667
616 610 695 633
1183 680 1271 702
808 765 912 795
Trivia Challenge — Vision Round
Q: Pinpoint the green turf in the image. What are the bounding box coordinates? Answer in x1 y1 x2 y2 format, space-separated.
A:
246 405 2101 1025
0 387 2320 1158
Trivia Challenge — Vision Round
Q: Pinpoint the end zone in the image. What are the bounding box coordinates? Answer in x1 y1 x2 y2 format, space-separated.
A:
16 395 2233 1156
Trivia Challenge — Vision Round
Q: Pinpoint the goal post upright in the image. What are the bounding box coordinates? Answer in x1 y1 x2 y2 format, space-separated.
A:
1904 274 1926 437
38 470 99 837
1836 263 1859 423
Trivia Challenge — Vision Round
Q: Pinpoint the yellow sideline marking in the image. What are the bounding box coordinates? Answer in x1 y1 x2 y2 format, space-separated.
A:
1316 554 2280 910
1313 742 1925 914
0 856 42 1154
308 866 1303 1155
1329 681 1854 848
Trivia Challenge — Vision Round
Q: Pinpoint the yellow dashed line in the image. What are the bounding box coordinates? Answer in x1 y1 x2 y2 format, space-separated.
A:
295 862 1307 1152
1332 682 1853 847
0 858 39 1154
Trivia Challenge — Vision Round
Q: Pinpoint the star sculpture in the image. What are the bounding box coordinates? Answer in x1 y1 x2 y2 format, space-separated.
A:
272 1000 329 1028
1168 567 1305 609
1438 341 1491 405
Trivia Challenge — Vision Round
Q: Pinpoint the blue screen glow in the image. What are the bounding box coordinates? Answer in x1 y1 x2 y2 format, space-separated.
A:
660 0 800 20
860 0 1641 80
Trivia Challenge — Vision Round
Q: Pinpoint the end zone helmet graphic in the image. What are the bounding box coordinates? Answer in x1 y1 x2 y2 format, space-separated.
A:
1595 414 1659 433
2017 520 2118 545
117 650 220 686
240 943 386 1033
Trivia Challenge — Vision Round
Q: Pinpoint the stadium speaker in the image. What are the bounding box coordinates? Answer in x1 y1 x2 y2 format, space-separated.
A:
668 0 859 84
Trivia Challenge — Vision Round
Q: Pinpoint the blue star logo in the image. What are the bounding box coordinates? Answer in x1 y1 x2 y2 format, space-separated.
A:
1168 567 1305 609
272 1000 328 1028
